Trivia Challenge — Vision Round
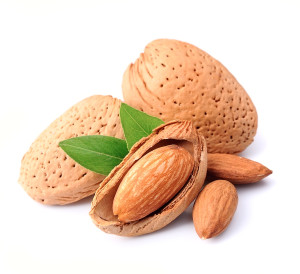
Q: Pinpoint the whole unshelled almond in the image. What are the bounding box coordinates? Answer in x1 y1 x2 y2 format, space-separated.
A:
207 153 272 184
113 145 194 222
193 180 238 239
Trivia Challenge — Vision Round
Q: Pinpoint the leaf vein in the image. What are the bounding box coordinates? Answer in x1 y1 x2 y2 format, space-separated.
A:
123 107 149 135
61 143 124 161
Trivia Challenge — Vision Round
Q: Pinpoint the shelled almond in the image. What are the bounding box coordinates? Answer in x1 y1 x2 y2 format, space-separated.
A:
193 180 238 239
207 153 272 184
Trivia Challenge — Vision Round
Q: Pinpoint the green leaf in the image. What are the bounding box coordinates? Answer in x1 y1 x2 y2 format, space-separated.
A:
120 103 164 150
58 105 164 176
59 135 128 175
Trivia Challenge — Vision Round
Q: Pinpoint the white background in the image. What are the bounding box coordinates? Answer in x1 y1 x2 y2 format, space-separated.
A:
1 0 299 273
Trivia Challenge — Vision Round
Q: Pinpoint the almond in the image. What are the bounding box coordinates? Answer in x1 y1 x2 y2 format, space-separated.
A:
122 39 258 154
193 180 238 239
19 95 124 205
113 145 194 222
207 153 272 184
90 120 207 236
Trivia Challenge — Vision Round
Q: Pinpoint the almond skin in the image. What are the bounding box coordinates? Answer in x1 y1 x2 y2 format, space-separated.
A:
113 145 194 222
193 180 238 239
207 153 272 184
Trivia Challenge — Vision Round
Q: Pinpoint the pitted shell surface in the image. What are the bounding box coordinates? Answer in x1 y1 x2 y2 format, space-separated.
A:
19 95 124 205
122 39 258 153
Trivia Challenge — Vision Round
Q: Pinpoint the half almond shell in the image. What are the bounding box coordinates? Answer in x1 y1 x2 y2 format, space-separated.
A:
89 120 207 236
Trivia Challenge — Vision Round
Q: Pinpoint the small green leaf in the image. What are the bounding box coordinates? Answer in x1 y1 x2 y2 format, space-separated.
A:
59 135 128 175
59 105 164 176
120 103 164 150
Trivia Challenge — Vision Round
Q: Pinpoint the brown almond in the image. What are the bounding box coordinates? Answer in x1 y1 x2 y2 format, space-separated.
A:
90 120 207 236
113 145 194 222
193 180 238 239
207 153 272 184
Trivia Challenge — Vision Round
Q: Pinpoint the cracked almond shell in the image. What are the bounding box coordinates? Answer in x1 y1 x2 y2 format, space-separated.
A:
18 95 124 205
89 120 207 236
122 39 258 154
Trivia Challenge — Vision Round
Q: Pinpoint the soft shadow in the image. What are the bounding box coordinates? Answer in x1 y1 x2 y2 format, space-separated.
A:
163 207 194 229
112 205 195 242
67 195 94 206
239 131 268 158
42 195 94 209
235 177 272 192
230 177 274 237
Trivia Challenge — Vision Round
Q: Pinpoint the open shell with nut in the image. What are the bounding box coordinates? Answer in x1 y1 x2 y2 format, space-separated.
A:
90 120 207 236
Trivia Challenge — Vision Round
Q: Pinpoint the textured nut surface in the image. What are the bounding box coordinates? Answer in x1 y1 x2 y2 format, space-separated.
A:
19 95 124 205
208 153 272 184
193 180 238 239
113 145 194 222
122 39 258 153
90 120 207 236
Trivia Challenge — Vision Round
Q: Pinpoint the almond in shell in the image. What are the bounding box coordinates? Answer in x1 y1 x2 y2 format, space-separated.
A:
90 120 207 236
113 145 194 222
18 95 124 205
122 39 258 154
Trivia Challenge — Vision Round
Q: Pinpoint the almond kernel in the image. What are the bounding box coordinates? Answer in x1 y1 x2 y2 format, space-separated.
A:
113 145 194 222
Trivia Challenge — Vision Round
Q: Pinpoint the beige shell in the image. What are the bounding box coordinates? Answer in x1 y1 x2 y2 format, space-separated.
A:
89 120 207 236
122 39 258 154
19 95 124 205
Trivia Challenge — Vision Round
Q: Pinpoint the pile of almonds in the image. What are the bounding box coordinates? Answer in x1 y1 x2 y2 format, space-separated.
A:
19 39 272 239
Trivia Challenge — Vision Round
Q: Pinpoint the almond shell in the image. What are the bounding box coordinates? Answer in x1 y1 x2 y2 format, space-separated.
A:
89 120 207 236
122 39 258 154
19 95 124 205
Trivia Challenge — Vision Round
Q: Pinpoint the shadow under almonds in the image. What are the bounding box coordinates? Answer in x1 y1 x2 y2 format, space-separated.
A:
53 195 94 208
149 204 195 236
